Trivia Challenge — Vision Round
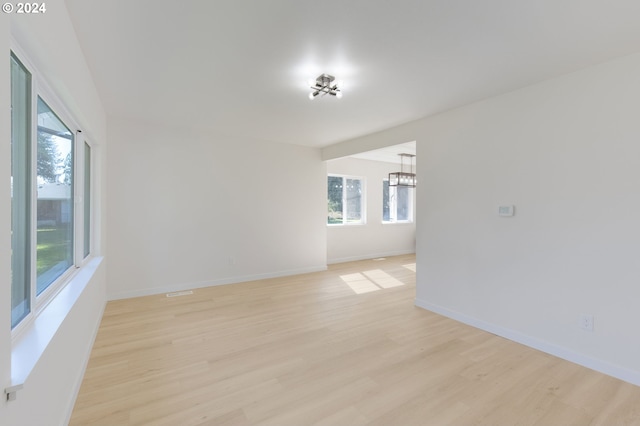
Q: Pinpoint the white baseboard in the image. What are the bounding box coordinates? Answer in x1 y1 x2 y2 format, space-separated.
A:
414 298 640 387
108 265 328 301
328 250 415 265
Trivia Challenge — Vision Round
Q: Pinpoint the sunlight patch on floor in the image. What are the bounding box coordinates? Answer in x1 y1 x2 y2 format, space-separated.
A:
363 269 405 288
339 273 381 294
403 263 416 272
340 269 407 294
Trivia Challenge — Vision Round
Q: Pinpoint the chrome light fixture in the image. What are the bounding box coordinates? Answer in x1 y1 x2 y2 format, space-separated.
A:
309 73 342 100
389 153 416 187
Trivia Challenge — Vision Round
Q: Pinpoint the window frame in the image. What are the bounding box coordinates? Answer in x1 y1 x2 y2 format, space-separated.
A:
10 52 33 329
382 178 414 224
35 95 75 297
81 140 92 260
10 44 95 336
327 174 366 226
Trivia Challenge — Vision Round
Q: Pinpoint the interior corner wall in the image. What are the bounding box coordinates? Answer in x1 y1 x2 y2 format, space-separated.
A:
416 54 640 384
415 52 640 384
106 117 327 300
325 52 640 385
326 157 416 263
2 1 108 424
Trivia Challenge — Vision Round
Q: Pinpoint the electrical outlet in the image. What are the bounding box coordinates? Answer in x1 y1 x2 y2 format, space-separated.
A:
579 314 594 332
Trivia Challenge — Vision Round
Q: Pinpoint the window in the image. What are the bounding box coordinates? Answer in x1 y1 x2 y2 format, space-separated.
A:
36 97 74 295
328 175 364 225
10 50 93 330
10 53 32 328
83 142 91 258
383 180 413 223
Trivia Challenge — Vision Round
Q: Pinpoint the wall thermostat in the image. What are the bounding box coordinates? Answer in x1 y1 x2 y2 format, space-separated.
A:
498 205 515 217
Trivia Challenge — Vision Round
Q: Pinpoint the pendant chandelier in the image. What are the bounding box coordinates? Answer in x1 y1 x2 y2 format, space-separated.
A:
389 153 416 187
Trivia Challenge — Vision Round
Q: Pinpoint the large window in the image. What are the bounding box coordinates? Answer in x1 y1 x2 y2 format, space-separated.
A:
328 175 364 225
10 50 93 330
383 180 413 223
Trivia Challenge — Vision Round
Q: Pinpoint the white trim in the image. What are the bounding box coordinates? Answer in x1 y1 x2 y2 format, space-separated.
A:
108 265 329 301
328 250 416 265
381 221 414 225
414 298 640 387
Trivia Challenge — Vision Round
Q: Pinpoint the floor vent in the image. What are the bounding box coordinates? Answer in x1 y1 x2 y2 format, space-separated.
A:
166 290 194 298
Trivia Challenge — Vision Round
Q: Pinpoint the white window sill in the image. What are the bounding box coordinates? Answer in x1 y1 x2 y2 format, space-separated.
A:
11 256 103 387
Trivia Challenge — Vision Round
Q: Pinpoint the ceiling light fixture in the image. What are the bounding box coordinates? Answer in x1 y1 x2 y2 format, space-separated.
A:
309 73 342 100
389 153 416 187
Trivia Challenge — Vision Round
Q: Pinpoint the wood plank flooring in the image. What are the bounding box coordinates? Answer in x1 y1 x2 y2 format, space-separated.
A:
70 255 640 425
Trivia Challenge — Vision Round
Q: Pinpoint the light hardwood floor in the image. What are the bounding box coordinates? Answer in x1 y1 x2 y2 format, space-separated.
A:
70 255 640 425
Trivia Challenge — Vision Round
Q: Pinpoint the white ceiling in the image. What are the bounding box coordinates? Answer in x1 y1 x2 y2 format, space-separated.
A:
65 0 640 149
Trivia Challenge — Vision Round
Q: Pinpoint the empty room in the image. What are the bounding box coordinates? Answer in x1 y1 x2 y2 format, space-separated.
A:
2 1 640 425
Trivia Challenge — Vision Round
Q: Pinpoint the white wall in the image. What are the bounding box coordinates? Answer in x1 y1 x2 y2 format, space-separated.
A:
1 10 12 422
326 157 415 263
324 52 640 385
107 118 327 300
1 1 108 424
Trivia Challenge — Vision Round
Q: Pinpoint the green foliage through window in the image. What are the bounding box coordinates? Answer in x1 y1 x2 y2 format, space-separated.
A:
328 175 363 225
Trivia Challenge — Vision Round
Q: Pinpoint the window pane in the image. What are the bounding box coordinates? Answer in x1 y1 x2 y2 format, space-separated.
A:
10 54 32 328
383 180 412 223
36 97 74 295
397 186 409 221
84 142 91 258
382 180 390 221
327 176 343 224
345 178 362 222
